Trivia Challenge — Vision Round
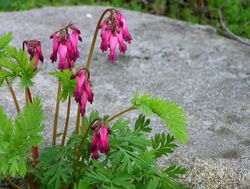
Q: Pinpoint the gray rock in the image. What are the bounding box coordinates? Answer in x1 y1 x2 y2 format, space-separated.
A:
0 6 249 188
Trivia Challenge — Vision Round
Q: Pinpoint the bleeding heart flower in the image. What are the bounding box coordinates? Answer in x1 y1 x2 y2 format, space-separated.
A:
50 23 82 71
98 126 111 154
70 68 94 116
99 10 132 63
90 120 111 159
23 40 44 70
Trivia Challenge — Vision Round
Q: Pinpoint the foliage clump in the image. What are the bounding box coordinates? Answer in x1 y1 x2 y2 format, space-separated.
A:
0 8 189 189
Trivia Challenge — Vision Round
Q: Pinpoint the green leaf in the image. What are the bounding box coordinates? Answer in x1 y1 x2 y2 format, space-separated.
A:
134 114 151 133
36 146 74 189
15 97 44 146
0 32 12 50
164 164 187 179
111 118 130 131
0 46 38 88
151 133 178 158
132 94 188 144
81 161 135 189
0 97 45 177
147 177 160 189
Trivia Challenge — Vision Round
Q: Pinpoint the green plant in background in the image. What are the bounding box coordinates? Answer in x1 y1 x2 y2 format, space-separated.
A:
1 0 249 39
0 8 189 188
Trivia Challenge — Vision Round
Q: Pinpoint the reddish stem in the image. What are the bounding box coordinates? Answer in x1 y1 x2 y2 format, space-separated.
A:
61 96 71 146
52 81 61 145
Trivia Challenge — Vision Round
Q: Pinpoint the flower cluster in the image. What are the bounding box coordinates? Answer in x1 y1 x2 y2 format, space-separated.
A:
23 40 44 70
99 10 132 63
50 23 82 70
90 119 111 159
70 68 93 115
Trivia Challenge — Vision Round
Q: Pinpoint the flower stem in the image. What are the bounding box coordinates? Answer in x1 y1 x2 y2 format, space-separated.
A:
74 8 114 136
25 87 33 103
85 8 114 70
5 78 21 113
52 81 61 146
108 106 137 122
75 105 80 134
27 174 35 189
61 96 71 146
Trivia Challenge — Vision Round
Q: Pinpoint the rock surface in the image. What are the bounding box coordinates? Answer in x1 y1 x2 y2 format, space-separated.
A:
0 6 249 188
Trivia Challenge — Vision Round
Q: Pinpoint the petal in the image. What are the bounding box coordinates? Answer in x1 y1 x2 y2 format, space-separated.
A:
116 32 127 54
58 44 68 70
80 92 88 116
67 23 81 34
36 42 44 62
98 127 110 154
108 35 118 63
90 132 100 151
33 53 39 70
50 34 59 63
69 32 80 61
85 80 94 103
100 29 111 52
116 12 132 43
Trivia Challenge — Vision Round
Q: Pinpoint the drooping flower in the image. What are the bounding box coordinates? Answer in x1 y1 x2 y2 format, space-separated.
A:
23 40 44 70
99 10 132 63
70 68 93 115
115 11 132 43
98 126 111 153
50 23 82 71
90 120 111 159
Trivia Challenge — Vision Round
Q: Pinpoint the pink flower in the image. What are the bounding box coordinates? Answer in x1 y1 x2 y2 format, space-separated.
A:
50 23 82 71
58 44 68 70
108 34 118 63
23 40 44 70
99 10 132 63
50 34 59 63
116 11 132 43
90 132 99 151
69 31 81 61
90 120 111 159
70 69 93 116
98 126 111 154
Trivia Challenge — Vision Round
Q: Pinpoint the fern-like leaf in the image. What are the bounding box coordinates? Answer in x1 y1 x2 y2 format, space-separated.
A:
151 133 178 158
134 114 151 133
0 32 12 50
0 97 44 177
132 94 188 144
164 164 187 179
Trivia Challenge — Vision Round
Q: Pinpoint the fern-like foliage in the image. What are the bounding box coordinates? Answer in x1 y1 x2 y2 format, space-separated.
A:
0 97 44 177
151 133 178 158
0 32 13 86
50 70 76 101
74 115 188 189
35 146 75 189
0 32 12 58
132 93 188 144
0 45 37 88
164 164 187 179
134 114 152 133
